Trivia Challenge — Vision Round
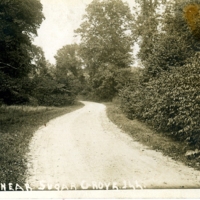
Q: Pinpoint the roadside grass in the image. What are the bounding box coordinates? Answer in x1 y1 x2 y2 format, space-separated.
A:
0 102 84 189
105 102 200 171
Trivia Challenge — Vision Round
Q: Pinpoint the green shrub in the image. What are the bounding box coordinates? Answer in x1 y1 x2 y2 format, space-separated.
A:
0 72 31 105
120 54 200 148
88 67 142 101
31 76 76 106
36 93 75 106
90 69 117 101
119 68 144 119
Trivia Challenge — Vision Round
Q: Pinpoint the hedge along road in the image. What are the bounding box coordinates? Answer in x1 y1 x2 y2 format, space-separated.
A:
26 101 200 190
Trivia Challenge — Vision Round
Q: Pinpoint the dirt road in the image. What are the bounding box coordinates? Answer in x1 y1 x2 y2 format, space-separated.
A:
26 101 200 190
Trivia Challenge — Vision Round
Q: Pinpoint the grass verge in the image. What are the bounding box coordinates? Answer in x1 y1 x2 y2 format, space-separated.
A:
0 102 84 189
105 102 200 171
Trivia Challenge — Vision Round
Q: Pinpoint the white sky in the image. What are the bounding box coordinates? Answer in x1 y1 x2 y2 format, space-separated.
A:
34 0 137 64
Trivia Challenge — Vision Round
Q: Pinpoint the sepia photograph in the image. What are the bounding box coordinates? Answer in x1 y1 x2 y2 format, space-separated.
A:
0 0 200 199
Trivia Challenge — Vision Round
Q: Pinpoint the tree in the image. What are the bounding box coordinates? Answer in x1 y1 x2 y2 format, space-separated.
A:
55 44 85 94
55 44 83 78
75 0 134 76
134 0 199 78
0 0 44 104
29 45 48 77
0 0 44 77
29 46 78 107
119 0 200 148
75 0 134 100
133 0 162 61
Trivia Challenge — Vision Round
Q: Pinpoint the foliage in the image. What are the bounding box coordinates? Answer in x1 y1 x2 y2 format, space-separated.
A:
0 0 44 78
75 0 134 74
26 44 85 107
115 67 142 91
119 68 144 119
133 0 165 75
119 0 200 149
88 67 140 101
0 0 44 104
0 71 31 105
90 68 116 101
75 0 134 100
31 75 76 106
134 0 197 78
30 45 48 76
54 44 86 96
55 44 82 77
120 54 200 148
106 101 200 171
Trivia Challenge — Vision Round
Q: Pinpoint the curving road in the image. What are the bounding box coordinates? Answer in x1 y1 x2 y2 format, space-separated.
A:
26 101 200 190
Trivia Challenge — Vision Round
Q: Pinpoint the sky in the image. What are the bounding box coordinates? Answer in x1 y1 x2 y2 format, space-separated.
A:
33 0 137 64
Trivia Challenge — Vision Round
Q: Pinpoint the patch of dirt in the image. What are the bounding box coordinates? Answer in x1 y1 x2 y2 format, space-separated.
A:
26 101 200 190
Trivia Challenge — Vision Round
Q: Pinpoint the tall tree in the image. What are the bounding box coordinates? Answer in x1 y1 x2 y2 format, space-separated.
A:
55 44 82 78
54 44 85 96
30 45 48 76
133 0 164 70
0 0 44 104
134 0 198 77
0 0 44 78
75 0 134 76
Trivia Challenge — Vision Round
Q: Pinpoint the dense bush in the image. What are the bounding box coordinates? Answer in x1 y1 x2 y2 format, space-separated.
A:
90 69 117 101
87 68 139 101
31 76 76 106
35 93 75 107
0 72 31 105
120 54 200 148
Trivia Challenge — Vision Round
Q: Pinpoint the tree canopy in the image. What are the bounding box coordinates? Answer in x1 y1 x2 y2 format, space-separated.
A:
0 0 44 104
133 0 198 78
75 0 134 76
55 44 82 78
0 0 44 78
